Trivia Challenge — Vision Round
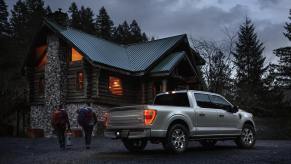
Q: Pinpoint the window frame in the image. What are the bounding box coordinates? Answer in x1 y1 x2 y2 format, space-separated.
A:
153 92 190 107
209 95 233 110
76 71 84 90
194 93 214 109
70 47 83 63
108 76 123 96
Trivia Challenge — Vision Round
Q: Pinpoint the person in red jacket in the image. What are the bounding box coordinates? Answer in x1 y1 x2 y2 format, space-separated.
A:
52 104 71 150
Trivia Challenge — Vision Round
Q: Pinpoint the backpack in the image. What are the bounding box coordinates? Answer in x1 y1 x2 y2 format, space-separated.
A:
52 109 67 128
77 107 94 127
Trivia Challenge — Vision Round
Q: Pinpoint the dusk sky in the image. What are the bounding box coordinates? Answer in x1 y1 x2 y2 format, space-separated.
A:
7 0 291 63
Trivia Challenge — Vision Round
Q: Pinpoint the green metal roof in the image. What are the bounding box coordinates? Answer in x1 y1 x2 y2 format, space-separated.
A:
151 51 185 74
44 20 193 73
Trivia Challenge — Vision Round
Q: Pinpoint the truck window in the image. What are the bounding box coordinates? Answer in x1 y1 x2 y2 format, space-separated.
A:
209 95 232 109
154 93 190 107
194 93 213 108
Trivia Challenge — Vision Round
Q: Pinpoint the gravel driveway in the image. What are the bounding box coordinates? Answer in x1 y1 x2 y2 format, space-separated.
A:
0 137 291 164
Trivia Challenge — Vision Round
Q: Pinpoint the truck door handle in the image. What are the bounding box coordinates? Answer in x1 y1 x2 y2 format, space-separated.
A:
199 113 205 117
219 114 224 117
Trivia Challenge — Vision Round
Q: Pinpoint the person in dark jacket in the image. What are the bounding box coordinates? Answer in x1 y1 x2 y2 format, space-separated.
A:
77 103 97 149
51 104 71 150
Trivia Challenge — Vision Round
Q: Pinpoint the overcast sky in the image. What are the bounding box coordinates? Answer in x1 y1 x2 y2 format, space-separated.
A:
7 0 291 63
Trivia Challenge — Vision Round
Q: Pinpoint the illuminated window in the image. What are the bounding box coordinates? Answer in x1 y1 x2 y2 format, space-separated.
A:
76 72 84 90
109 76 123 96
35 45 48 68
38 55 47 67
71 48 83 62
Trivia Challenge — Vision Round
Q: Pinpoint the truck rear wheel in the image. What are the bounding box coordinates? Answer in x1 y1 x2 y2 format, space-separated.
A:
122 138 147 152
163 124 189 153
235 123 256 149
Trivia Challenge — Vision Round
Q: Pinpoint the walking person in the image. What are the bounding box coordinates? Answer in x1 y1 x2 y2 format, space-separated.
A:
77 103 97 149
51 104 71 150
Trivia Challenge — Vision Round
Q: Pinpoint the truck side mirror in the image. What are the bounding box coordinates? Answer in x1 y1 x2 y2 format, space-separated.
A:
232 106 239 113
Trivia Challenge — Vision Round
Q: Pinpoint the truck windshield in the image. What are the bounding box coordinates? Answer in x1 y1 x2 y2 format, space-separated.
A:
154 93 190 107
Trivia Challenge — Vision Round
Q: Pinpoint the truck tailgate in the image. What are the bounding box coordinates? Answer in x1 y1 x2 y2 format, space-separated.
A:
107 105 145 129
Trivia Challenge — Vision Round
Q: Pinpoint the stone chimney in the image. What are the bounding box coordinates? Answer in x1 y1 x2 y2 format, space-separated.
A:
43 34 66 135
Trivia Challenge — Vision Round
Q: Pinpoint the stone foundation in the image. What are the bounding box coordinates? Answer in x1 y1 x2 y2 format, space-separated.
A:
30 103 109 137
30 105 46 129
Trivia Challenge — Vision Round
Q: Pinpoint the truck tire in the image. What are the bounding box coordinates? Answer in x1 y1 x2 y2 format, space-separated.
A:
199 139 217 148
122 138 147 152
163 124 189 153
235 123 256 149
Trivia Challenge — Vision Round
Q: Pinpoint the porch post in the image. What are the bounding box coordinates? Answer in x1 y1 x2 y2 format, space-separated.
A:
141 82 145 104
162 79 167 92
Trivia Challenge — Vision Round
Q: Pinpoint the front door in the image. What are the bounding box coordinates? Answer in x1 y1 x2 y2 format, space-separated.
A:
194 93 221 136
209 95 241 135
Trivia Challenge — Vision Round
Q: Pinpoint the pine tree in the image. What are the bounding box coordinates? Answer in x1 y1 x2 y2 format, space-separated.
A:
47 8 69 27
11 0 47 46
233 18 267 112
129 20 142 43
0 0 9 35
79 6 95 35
10 0 29 44
95 6 114 40
273 9 291 88
284 9 291 41
121 21 130 43
142 32 148 42
112 25 123 43
25 0 46 35
68 2 82 29
45 6 52 16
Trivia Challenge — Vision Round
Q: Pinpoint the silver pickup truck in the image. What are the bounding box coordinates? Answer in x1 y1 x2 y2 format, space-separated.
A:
104 90 256 153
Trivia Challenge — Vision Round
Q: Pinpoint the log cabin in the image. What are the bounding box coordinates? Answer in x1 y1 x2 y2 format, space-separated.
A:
25 20 205 135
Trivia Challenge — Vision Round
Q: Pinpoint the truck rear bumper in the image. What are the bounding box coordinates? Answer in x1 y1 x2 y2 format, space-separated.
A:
104 129 167 139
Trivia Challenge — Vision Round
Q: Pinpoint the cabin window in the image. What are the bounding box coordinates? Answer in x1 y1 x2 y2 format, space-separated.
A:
76 72 84 90
71 48 83 62
109 76 123 96
35 45 48 68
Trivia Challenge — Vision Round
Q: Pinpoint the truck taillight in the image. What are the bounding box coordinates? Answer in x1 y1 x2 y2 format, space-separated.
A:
144 109 157 125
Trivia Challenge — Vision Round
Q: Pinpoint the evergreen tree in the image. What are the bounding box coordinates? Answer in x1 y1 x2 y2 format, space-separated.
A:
68 2 82 29
45 6 52 15
121 21 130 43
10 0 29 44
47 8 69 27
113 20 148 44
129 20 142 43
25 0 47 35
142 32 148 42
233 18 267 112
112 25 123 43
95 6 114 40
284 9 291 41
11 0 47 46
79 6 95 34
273 9 291 88
0 0 9 35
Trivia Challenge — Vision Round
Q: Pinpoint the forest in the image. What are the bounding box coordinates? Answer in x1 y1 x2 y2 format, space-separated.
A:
0 0 290 135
